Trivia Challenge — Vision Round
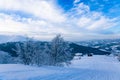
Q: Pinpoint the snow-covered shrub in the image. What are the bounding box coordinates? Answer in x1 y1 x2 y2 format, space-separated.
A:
0 51 13 64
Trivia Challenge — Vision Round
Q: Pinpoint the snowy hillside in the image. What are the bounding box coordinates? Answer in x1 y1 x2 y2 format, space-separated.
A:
0 55 120 80
77 39 120 53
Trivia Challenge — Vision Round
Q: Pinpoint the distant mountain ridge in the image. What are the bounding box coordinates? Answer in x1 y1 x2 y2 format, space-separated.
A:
0 35 26 43
76 39 120 54
0 42 111 57
70 43 110 55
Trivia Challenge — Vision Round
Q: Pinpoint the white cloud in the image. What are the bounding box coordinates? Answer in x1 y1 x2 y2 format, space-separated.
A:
74 0 81 4
70 3 90 16
0 13 70 40
69 2 119 31
0 0 119 41
87 16 117 30
0 0 66 23
0 13 28 33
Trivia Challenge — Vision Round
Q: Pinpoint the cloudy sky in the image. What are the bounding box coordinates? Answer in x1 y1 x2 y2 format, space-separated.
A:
0 0 120 41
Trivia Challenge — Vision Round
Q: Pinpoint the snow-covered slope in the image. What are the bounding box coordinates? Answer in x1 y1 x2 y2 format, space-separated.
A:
0 55 120 80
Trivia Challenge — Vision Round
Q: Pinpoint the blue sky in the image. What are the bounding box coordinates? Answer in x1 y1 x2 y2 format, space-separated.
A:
57 0 120 17
0 0 120 41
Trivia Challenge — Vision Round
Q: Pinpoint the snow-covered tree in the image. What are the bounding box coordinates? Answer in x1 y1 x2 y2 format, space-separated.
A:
15 38 37 65
32 43 45 66
42 43 52 65
0 51 13 64
50 34 72 66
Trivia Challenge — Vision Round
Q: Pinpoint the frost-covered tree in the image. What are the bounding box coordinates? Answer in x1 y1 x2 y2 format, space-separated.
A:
42 43 52 65
15 38 37 65
0 51 13 64
50 34 72 66
32 43 45 66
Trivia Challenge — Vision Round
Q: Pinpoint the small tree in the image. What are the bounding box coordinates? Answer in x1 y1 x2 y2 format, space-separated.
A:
41 43 52 65
15 38 36 65
32 43 46 66
50 34 72 66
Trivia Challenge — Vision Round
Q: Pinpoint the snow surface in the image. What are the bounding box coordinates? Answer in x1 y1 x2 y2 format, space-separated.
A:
0 55 120 80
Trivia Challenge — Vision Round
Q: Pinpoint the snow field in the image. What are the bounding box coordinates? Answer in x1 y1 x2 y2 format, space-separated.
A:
0 55 120 80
